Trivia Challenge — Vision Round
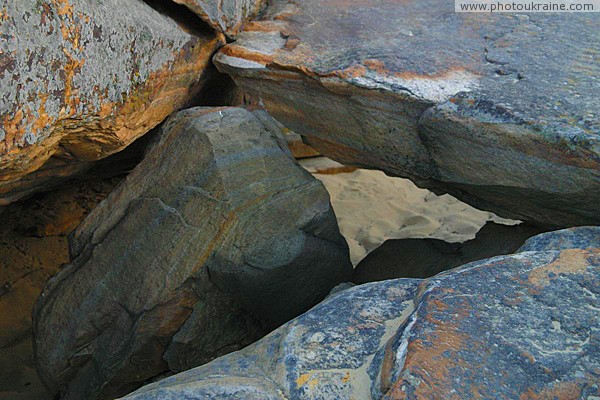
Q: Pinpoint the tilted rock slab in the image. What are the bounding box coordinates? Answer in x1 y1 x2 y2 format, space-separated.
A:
214 0 600 228
33 107 352 400
121 226 600 399
0 0 224 204
173 0 267 37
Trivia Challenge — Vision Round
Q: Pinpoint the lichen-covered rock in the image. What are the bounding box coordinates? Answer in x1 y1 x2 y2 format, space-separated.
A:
121 226 600 399
33 107 352 400
213 0 600 228
121 279 421 400
173 0 267 37
0 0 224 204
376 246 599 398
519 226 600 252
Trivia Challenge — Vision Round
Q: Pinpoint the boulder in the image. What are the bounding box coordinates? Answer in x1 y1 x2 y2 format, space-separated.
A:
171 0 267 37
122 278 421 400
213 0 600 228
121 226 600 399
354 222 545 282
33 107 352 400
0 0 224 204
519 226 600 252
375 231 600 398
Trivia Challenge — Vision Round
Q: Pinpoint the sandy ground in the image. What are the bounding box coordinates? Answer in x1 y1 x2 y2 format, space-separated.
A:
301 158 518 265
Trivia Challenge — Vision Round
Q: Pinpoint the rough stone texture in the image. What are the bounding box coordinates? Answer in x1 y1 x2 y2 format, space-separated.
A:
214 0 600 228
376 244 599 398
33 107 352 400
172 0 267 37
121 279 420 400
354 222 545 282
121 226 600 399
0 0 224 204
519 226 600 252
283 128 320 159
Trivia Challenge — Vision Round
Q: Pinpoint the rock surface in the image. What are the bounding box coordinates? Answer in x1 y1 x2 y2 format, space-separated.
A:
172 0 267 37
122 278 421 400
354 222 545 282
0 0 224 204
214 0 600 228
122 226 600 399
33 107 352 400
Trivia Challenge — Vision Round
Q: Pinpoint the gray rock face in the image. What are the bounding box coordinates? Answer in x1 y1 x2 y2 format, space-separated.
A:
0 0 224 204
121 226 600 399
519 226 600 252
121 278 421 400
172 0 267 37
213 0 600 228
33 107 352 400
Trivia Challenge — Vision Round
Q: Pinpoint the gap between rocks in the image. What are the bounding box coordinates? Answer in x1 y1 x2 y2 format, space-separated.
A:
141 0 216 37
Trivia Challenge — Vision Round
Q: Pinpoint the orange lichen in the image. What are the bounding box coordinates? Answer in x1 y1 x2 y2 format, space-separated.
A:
527 249 598 288
385 297 474 399
519 381 584 400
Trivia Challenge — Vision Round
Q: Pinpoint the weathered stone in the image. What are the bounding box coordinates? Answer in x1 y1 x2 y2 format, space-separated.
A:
172 0 267 37
354 222 545 282
121 226 600 399
213 0 600 228
121 279 420 400
0 0 224 204
519 226 600 252
375 243 599 398
33 107 352 400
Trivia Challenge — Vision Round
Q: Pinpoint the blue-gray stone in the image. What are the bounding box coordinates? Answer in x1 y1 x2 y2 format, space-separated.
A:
122 226 600 399
519 226 600 252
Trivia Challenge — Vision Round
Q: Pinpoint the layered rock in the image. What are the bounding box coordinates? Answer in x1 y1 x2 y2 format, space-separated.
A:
33 107 352 400
214 0 600 228
172 0 267 37
122 226 600 399
0 0 224 204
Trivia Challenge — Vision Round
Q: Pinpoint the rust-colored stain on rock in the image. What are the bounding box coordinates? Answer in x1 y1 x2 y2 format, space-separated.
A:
0 0 225 203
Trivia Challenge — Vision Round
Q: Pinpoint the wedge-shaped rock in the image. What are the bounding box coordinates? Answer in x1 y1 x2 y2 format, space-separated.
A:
0 0 224 204
121 226 600 399
214 0 600 228
173 0 267 37
33 107 352 400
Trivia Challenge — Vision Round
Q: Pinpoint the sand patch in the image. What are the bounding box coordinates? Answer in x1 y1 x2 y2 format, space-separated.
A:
302 159 518 265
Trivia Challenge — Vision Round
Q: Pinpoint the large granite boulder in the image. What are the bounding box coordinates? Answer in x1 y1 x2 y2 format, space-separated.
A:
33 107 352 400
0 0 224 204
122 226 600 399
213 0 600 228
